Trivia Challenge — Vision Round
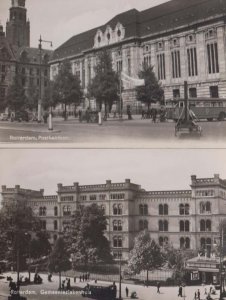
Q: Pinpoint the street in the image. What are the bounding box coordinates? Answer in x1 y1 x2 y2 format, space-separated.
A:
0 117 225 147
0 272 221 300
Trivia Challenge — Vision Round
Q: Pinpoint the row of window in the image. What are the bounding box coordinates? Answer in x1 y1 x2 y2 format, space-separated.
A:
158 219 212 232
79 193 125 201
159 237 212 250
173 85 219 99
146 42 219 80
39 206 70 216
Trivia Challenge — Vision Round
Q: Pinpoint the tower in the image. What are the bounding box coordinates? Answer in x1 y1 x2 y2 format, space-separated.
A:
6 0 30 47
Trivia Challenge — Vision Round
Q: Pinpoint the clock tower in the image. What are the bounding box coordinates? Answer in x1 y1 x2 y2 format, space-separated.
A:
6 0 30 47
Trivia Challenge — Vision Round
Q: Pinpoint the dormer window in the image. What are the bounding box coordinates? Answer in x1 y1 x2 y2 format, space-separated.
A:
117 29 121 37
145 45 149 52
107 33 110 40
98 36 101 43
173 39 177 46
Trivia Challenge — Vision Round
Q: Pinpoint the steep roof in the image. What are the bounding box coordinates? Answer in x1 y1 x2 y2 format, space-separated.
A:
14 46 53 65
51 0 226 62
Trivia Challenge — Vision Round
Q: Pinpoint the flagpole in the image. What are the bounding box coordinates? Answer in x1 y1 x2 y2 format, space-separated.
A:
120 72 122 119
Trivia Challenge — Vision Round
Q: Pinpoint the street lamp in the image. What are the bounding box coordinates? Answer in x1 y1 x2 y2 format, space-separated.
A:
214 225 224 300
25 232 31 282
37 35 53 123
119 250 122 300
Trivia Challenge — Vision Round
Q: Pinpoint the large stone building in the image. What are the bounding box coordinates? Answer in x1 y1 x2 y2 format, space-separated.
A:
2 174 226 260
50 0 226 112
0 0 52 114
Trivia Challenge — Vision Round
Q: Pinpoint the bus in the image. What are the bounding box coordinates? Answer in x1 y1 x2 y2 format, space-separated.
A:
83 282 117 300
165 97 226 122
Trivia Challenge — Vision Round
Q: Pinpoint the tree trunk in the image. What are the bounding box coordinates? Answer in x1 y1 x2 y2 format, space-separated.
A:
64 103 67 121
59 271 61 290
104 100 107 120
146 270 149 286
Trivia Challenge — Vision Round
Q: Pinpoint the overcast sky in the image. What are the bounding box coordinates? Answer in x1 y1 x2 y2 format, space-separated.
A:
0 0 169 49
0 149 226 196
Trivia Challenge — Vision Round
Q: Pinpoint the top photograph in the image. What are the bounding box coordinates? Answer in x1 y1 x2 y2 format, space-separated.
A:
0 0 226 148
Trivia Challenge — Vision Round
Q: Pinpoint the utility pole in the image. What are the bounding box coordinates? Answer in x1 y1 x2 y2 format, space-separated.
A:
119 251 122 300
37 35 52 123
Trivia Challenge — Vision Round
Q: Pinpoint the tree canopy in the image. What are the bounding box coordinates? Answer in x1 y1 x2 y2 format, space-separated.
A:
0 201 49 278
136 64 164 109
48 237 71 289
52 60 83 119
128 230 165 283
88 50 120 114
66 204 112 266
5 77 27 112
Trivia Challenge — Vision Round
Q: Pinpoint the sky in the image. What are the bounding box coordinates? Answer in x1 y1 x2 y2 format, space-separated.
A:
0 149 226 196
0 0 169 49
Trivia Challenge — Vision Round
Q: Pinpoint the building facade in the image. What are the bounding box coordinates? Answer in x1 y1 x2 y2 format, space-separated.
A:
50 0 226 111
0 0 52 114
2 174 226 260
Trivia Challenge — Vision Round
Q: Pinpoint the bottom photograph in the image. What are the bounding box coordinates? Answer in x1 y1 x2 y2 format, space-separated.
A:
0 149 226 300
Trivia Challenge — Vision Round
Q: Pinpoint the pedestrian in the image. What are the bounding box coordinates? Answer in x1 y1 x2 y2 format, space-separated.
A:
79 275 82 282
85 273 87 281
87 272 90 280
62 280 65 290
204 288 207 295
157 281 160 293
141 109 145 119
194 291 197 300
74 276 76 283
197 289 200 300
210 285 213 294
82 274 85 282
178 285 183 297
126 286 129 297
66 278 71 290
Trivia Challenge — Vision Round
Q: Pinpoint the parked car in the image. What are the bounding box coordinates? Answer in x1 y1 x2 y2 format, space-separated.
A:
0 113 9 121
15 111 29 122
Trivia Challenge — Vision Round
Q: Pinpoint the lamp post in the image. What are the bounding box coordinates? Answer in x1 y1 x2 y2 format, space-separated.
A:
119 250 122 300
214 225 224 300
37 35 53 123
25 233 31 282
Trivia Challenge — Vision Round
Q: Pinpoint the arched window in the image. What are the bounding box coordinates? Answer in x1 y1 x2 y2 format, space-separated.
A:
159 204 163 215
159 236 163 246
200 220 205 231
159 236 168 247
206 202 211 213
164 204 168 215
180 204 190 215
185 204 190 215
164 220 168 231
185 237 190 249
113 204 118 215
113 220 122 231
100 205 105 214
39 207 46 216
206 220 211 231
113 236 122 248
185 220 190 232
54 220 58 230
180 220 184 232
39 207 42 216
140 204 148 215
200 202 204 214
200 237 212 254
63 206 71 216
159 220 163 231
139 220 148 231
113 204 123 215
54 206 58 216
180 237 185 249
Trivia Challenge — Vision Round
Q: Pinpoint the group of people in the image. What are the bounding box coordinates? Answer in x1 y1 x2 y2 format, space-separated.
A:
61 278 71 290
74 272 90 283
193 286 216 300
141 107 166 122
34 273 42 284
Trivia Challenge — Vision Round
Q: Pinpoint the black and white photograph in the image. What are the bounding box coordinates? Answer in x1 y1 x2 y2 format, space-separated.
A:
0 0 226 146
0 148 226 300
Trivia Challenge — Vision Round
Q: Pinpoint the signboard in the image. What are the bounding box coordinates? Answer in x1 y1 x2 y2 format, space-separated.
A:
191 271 199 281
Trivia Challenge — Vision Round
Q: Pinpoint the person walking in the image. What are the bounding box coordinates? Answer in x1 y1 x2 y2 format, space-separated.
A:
125 286 129 297
178 285 183 297
194 291 197 300
157 282 160 293
197 289 200 300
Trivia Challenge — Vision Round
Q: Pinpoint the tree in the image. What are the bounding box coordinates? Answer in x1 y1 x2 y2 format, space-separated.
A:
66 204 112 267
88 50 120 116
163 244 197 284
52 60 83 120
30 231 52 259
0 201 43 281
136 64 164 109
5 77 27 112
26 83 39 111
48 237 71 289
128 230 165 284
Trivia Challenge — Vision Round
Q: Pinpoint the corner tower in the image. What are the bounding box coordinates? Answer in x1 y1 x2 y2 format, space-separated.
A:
6 0 30 47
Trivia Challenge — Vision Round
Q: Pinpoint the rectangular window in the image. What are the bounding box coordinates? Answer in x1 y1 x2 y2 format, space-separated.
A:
171 50 181 78
210 86 219 98
189 88 197 98
207 42 219 74
80 195 87 201
61 196 73 202
157 53 165 80
99 194 106 200
128 58 131 76
173 89 180 99
110 193 125 200
117 60 122 73
90 195 97 201
187 48 198 77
